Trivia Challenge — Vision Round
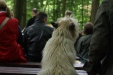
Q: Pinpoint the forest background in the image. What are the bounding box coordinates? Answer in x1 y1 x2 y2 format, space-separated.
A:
5 0 102 30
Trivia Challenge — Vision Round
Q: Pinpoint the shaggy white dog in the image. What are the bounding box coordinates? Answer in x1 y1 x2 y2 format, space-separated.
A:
38 17 79 75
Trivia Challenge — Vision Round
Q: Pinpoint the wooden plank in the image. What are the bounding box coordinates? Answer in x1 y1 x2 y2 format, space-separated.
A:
74 63 84 70
0 67 39 75
0 60 84 70
76 70 86 73
0 62 41 68
0 62 84 69
0 66 87 75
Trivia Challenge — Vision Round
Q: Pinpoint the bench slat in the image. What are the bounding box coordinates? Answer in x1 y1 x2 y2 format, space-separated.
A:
0 62 84 70
0 66 87 75
0 63 41 68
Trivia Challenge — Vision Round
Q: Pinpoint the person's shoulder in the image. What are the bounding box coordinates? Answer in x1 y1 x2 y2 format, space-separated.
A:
78 35 87 41
45 25 54 30
79 35 92 41
28 17 33 21
29 16 36 21
26 24 33 30
10 18 18 22
84 34 92 38
8 18 18 25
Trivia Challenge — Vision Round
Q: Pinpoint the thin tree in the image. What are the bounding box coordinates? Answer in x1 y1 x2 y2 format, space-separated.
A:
82 0 84 26
22 0 26 28
53 0 56 21
90 0 100 24
14 0 26 28
62 0 66 17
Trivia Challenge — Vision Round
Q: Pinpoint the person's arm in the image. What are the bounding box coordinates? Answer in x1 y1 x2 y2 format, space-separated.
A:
83 1 110 74
23 29 29 54
17 26 24 47
75 37 82 54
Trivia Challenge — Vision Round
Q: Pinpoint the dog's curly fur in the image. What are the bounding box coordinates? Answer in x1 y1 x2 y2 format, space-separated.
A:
38 17 79 75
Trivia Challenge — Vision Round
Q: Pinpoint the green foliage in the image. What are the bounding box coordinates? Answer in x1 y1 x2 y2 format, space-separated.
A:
5 0 14 11
5 0 101 30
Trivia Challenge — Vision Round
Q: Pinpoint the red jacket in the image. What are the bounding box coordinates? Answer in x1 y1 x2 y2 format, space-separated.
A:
0 12 27 63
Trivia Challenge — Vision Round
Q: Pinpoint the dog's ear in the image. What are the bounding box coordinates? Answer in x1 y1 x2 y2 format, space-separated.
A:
69 23 75 30
51 22 58 28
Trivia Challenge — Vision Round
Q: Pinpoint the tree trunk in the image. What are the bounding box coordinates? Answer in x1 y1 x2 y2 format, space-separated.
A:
53 0 56 21
90 0 100 24
22 0 26 28
62 0 66 17
56 0 59 18
82 0 84 26
14 0 26 28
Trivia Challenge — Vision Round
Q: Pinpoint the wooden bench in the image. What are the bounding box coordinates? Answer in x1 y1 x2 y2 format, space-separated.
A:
0 66 88 75
0 60 86 75
0 62 41 68
0 61 84 70
0 66 39 75
74 61 84 70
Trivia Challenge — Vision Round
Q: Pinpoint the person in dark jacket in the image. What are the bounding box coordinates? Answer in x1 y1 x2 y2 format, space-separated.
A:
83 0 113 75
24 12 53 62
75 22 93 63
10 11 24 48
26 8 38 28
17 25 24 48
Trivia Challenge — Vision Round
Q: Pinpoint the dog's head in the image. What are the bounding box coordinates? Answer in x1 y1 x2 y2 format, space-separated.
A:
51 17 79 40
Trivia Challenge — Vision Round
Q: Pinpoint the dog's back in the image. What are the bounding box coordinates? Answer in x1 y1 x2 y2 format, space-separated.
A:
38 17 79 75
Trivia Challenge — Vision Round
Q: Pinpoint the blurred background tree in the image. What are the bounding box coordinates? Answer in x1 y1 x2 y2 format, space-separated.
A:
5 0 102 30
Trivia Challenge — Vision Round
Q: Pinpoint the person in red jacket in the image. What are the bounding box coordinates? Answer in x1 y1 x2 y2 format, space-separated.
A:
0 0 27 63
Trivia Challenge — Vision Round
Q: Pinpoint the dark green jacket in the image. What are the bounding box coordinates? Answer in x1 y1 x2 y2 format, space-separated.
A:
83 0 113 75
76 35 92 63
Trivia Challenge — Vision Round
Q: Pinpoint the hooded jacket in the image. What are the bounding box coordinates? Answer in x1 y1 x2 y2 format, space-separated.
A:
0 12 27 63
